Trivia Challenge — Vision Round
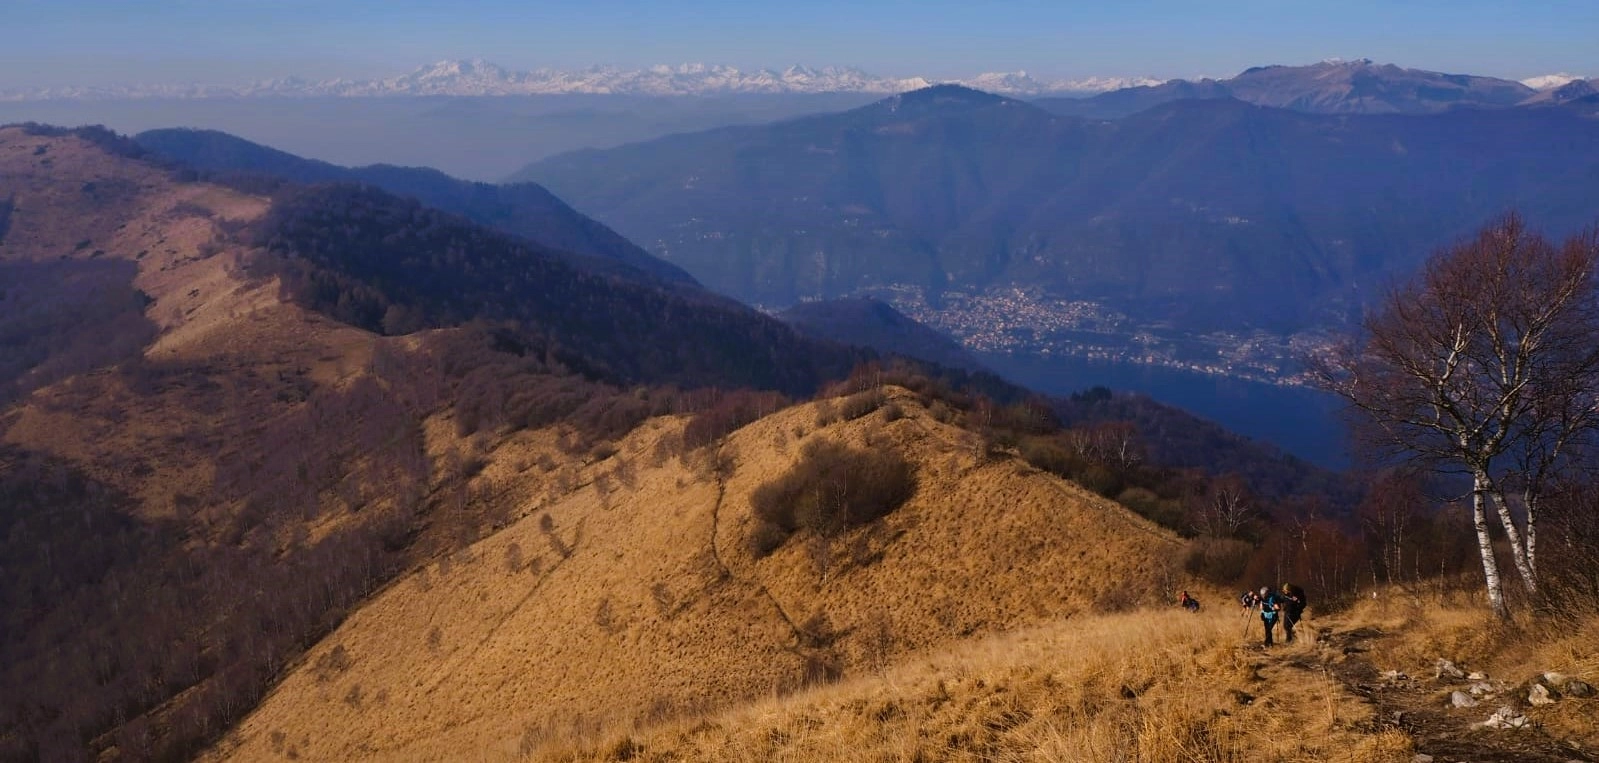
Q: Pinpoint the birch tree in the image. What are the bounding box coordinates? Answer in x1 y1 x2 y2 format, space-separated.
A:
1315 214 1599 618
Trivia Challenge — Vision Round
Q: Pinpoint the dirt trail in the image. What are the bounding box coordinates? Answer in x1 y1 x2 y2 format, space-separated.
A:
1269 620 1593 763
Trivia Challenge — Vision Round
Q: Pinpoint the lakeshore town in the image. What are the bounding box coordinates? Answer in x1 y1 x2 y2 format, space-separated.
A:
858 284 1333 387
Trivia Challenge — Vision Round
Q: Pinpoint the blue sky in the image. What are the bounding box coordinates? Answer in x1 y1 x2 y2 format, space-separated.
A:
4 0 1597 87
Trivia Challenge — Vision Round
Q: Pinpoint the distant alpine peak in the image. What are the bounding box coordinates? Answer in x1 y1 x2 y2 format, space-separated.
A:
1521 72 1590 90
0 59 1161 100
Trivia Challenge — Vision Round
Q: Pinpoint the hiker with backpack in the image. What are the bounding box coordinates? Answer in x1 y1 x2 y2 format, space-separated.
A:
1239 589 1260 612
1278 583 1306 643
1258 586 1281 646
1178 590 1201 613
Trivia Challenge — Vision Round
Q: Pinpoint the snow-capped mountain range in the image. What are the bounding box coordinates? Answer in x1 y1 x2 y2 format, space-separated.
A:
0 59 1165 100
1521 73 1592 90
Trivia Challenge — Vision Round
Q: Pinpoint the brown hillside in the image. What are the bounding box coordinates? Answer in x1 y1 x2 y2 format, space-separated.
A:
0 126 1186 762
0 125 375 501
0 126 446 760
1 126 665 760
207 389 1186 761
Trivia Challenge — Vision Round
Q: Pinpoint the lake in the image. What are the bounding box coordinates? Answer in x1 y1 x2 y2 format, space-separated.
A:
976 352 1353 471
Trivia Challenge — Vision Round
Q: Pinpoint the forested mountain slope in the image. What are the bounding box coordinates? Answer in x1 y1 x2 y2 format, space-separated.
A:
522 86 1599 335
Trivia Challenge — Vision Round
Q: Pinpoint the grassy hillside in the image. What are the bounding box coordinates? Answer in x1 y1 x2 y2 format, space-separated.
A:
205 388 1189 761
0 125 876 761
534 594 1599 762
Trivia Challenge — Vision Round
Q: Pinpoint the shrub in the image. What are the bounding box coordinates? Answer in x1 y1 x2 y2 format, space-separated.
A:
746 518 789 558
748 440 916 555
1116 487 1188 533
1075 463 1124 498
589 441 618 462
837 388 886 421
814 399 839 427
1019 437 1080 477
1182 537 1254 586
1538 484 1599 612
682 389 790 450
460 453 489 478
880 401 905 422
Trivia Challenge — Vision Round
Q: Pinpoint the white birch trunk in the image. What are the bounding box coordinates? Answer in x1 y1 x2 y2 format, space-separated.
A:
1487 488 1538 594
1473 473 1509 619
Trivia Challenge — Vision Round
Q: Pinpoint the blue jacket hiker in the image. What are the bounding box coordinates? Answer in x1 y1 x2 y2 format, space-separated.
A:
1258 586 1282 646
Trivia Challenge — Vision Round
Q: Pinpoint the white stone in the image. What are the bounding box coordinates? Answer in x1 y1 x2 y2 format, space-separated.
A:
1472 706 1530 730
1529 683 1556 706
1450 691 1478 708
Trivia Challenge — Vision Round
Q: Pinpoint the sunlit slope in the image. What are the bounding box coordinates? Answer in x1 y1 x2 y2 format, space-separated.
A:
210 389 1184 761
0 125 381 518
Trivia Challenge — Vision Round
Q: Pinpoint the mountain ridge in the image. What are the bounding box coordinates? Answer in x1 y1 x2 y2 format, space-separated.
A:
778 297 986 373
133 127 699 286
518 86 1599 350
1037 58 1543 118
6 58 1567 112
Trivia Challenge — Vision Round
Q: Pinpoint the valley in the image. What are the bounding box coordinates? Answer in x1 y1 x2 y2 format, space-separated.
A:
4 34 1599 763
523 85 1599 370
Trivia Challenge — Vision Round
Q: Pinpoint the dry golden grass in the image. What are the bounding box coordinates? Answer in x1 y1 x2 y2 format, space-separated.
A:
204 390 1212 762
529 590 1599 763
534 607 1407 763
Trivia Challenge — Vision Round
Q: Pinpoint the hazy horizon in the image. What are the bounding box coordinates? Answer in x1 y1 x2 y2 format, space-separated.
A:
4 0 1596 90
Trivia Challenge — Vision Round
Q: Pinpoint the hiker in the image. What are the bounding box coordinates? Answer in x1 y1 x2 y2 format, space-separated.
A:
1239 589 1260 612
1279 583 1306 643
1178 590 1201 613
1258 586 1281 646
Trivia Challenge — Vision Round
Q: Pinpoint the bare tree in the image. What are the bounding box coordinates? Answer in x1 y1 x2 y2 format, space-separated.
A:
1192 473 1256 540
1314 214 1599 618
1356 470 1425 586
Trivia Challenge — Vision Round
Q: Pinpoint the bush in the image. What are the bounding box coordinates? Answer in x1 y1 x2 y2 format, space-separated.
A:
745 519 789 558
1020 437 1077 477
748 440 916 555
682 389 791 450
1538 484 1599 612
837 389 886 421
1182 538 1255 586
1116 487 1188 533
814 399 839 427
1075 463 1124 498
